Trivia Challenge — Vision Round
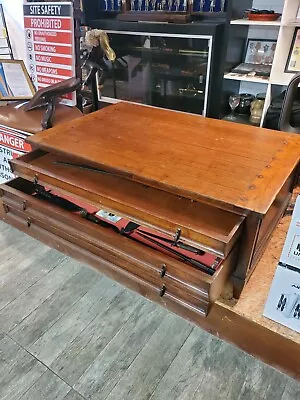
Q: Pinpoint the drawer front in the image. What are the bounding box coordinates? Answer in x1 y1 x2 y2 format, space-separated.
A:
10 151 244 257
1 210 207 319
3 204 210 315
1 178 237 313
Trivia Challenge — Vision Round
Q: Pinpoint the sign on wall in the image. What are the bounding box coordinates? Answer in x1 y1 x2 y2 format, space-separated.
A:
264 196 300 333
0 125 32 184
23 1 76 106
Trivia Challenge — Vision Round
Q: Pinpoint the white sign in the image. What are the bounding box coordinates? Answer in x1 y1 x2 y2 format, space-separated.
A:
264 196 300 332
23 1 76 106
0 125 32 184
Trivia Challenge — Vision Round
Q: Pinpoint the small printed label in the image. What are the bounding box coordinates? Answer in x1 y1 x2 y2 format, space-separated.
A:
288 234 300 263
96 210 122 223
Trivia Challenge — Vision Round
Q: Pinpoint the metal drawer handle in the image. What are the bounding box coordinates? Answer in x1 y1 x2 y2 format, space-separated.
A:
27 217 32 227
159 284 166 297
160 264 167 278
22 200 27 211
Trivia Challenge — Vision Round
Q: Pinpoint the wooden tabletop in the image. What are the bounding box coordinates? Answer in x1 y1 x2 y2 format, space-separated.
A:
28 103 300 214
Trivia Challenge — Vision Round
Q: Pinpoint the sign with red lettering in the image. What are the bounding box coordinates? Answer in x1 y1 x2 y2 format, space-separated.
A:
0 125 32 184
23 2 76 106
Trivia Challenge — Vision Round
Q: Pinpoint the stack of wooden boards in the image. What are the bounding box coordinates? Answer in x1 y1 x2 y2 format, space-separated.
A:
0 102 299 319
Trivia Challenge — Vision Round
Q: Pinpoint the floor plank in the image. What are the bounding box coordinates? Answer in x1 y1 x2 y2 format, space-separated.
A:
149 327 222 400
0 334 46 400
63 390 85 400
74 301 166 400
105 313 193 400
0 248 65 312
281 378 300 400
9 265 99 347
20 370 71 400
51 285 143 386
28 277 121 366
0 259 83 334
0 228 41 269
236 361 289 400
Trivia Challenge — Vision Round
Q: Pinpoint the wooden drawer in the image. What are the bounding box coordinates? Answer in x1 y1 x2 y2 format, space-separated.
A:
10 150 244 257
0 178 238 315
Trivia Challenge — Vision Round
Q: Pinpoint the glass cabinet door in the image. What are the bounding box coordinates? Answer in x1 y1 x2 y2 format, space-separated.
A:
101 32 212 116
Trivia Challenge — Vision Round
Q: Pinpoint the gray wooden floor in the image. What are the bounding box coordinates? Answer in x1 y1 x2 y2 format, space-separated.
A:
0 222 299 400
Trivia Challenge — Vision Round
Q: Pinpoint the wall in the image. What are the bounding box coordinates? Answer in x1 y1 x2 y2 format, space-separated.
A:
1 0 26 62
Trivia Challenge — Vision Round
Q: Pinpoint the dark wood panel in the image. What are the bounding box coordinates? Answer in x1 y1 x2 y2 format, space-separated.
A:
27 102 300 214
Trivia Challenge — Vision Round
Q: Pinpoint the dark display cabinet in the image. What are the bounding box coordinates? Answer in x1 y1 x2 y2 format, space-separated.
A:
82 0 252 117
100 31 211 116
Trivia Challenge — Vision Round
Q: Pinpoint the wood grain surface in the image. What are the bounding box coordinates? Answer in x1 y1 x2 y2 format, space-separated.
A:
28 102 300 214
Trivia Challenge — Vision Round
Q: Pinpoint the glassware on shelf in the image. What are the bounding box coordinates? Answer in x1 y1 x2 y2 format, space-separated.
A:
250 93 266 125
209 0 215 12
225 94 241 121
220 0 226 12
151 0 156 11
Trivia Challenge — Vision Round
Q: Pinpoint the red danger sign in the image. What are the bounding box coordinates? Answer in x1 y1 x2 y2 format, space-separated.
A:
0 132 32 152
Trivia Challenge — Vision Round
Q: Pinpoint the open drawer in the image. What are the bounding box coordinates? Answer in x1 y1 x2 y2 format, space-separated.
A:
10 150 245 257
0 178 238 316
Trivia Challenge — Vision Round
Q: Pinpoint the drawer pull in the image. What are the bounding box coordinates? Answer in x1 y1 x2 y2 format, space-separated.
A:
160 264 167 278
2 203 9 213
27 218 32 228
33 174 39 185
159 284 166 297
22 200 27 211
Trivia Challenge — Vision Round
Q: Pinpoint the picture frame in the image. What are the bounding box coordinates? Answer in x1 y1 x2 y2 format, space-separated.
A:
243 38 277 65
285 27 300 74
0 59 36 100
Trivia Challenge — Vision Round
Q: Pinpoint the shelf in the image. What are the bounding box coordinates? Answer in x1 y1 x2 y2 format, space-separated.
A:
224 73 269 84
270 74 293 86
230 19 281 26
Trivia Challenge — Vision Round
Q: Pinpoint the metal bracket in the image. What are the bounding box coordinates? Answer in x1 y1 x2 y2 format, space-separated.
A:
160 264 167 278
22 200 27 211
173 228 181 245
159 284 166 297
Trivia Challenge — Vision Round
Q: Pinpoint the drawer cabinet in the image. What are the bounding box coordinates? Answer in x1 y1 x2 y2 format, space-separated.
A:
1 178 238 316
